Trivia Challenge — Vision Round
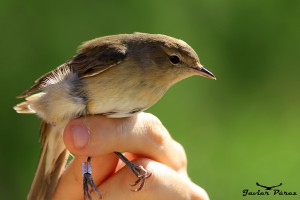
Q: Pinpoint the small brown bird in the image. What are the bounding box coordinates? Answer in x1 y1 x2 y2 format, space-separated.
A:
14 33 215 200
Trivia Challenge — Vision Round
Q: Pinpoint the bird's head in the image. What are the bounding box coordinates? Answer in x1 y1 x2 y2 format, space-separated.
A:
129 33 216 85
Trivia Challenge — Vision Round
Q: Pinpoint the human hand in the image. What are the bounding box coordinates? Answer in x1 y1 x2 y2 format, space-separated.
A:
52 113 209 200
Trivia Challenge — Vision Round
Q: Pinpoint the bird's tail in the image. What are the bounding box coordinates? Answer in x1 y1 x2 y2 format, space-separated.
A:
28 121 69 200
14 93 45 114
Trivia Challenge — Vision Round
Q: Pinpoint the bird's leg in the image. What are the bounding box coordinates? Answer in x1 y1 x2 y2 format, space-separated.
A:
114 152 152 191
82 157 102 200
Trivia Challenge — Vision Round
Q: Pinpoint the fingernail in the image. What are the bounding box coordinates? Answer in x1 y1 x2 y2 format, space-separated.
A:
71 125 89 149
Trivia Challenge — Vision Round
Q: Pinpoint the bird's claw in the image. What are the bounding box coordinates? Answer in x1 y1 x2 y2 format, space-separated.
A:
129 164 152 192
82 159 102 200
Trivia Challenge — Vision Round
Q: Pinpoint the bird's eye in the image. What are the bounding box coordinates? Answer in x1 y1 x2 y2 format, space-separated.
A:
169 55 180 64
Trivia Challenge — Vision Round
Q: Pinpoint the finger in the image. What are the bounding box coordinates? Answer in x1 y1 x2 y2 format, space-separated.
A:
52 154 118 200
90 158 209 200
119 151 188 179
63 113 187 172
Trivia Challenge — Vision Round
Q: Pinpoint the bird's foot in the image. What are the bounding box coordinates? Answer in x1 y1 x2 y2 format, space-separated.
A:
114 152 151 192
129 163 152 191
82 157 102 200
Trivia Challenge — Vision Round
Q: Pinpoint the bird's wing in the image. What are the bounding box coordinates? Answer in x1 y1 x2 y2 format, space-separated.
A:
256 182 268 189
272 183 283 188
256 182 261 186
17 43 127 98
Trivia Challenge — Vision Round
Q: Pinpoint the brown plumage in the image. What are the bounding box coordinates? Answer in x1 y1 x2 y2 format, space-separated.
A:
14 33 215 200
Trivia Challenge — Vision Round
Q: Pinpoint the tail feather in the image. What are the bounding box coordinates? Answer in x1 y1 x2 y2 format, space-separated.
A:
28 121 69 200
14 93 45 114
14 102 35 113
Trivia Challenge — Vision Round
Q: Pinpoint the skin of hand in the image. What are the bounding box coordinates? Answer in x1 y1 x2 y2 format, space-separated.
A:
52 113 209 200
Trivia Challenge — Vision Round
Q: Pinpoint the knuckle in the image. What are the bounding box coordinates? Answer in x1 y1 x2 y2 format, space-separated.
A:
191 187 210 200
173 141 188 170
141 113 170 146
142 112 161 125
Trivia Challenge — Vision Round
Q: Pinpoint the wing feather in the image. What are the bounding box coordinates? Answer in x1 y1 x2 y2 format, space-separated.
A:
17 41 127 98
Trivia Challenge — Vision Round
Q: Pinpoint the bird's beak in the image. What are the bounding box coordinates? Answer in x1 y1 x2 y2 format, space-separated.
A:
194 64 216 80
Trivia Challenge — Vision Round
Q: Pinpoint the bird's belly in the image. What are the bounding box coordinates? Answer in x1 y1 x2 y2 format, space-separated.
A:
103 107 148 118
85 82 163 118
84 73 168 118
87 95 150 118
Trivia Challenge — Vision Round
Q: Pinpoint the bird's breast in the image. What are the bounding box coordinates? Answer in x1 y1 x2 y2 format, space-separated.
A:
84 74 167 118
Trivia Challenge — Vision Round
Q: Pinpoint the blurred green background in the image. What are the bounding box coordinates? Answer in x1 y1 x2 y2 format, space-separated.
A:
1 0 300 199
